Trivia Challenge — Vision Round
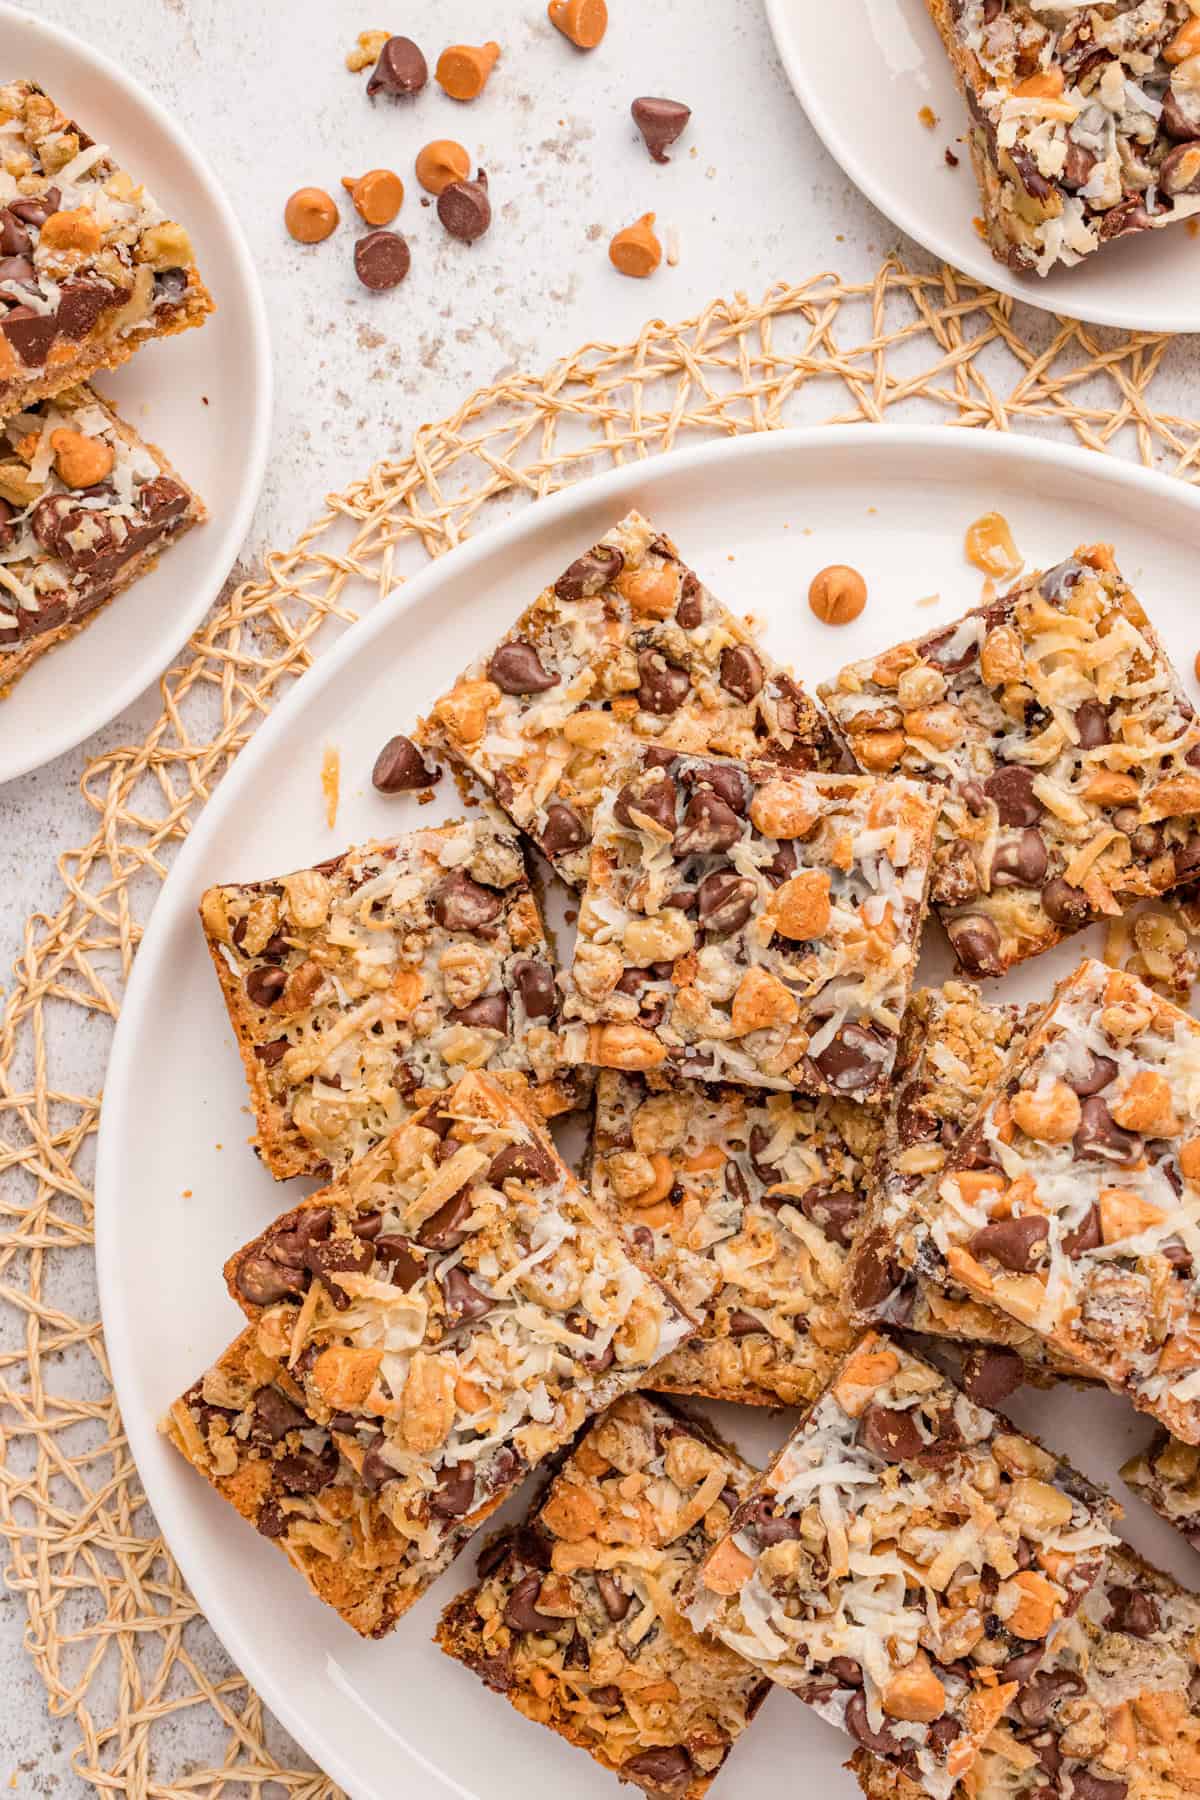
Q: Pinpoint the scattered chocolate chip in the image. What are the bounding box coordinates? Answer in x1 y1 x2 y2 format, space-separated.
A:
960 1347 1024 1407
438 170 491 243
354 229 411 291
728 1309 767 1337
256 1500 288 1539
947 914 1003 977
696 869 755 936
1073 1096 1142 1165
1065 1052 1118 1098
719 643 764 703
1 306 57 366
504 1570 559 1633
449 992 508 1031
985 766 1043 827
489 1140 557 1186
374 1234 424 1290
990 828 1048 888
372 734 440 792
1104 1585 1160 1639
631 96 692 163
813 1024 888 1094
1015 1669 1086 1727
1041 875 1092 930
440 1264 493 1323
675 569 704 628
623 1747 692 1789
540 801 587 857
9 189 59 229
277 1442 338 1493
367 35 428 98
306 1236 373 1307
418 1190 473 1251
432 869 503 931
430 1461 476 1517
245 966 287 1008
845 1230 901 1315
845 1690 900 1754
235 1251 304 1306
488 639 558 694
596 1572 631 1620
636 648 691 714
859 1402 925 1462
799 1185 861 1248
615 772 677 834
0 210 30 256
969 1214 1049 1273
739 1493 805 1546
513 958 557 1019
554 544 623 601
1062 1203 1103 1257
673 790 740 855
1070 1777 1127 1800
1073 698 1109 747
251 1387 307 1442
682 761 748 813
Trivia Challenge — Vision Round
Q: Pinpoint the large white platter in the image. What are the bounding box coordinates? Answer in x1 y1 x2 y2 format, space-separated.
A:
765 0 1200 334
0 6 271 783
97 427 1200 1799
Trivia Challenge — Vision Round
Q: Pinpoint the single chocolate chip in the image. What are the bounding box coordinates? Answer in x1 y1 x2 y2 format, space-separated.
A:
845 1690 900 1754
636 648 691 714
374 1234 424 1290
441 1264 493 1323
554 544 623 601
588 1683 623 1711
969 1214 1049 1273
1065 1052 1118 1098
859 1402 925 1463
245 965 287 1008
675 568 703 628
800 1185 861 1248
596 1572 631 1620
631 96 692 163
623 1748 692 1790
251 1387 307 1442
1073 699 1109 748
430 1461 476 1517
682 761 749 814
1161 141 1200 198
504 1570 559 1633
306 1236 373 1307
354 229 411 291
418 1190 473 1250
0 210 30 256
372 734 440 791
489 1140 556 1186
475 1532 514 1579
488 639 558 694
1070 1777 1127 1800
367 34 428 97
361 1432 396 1489
438 170 491 243
235 1251 304 1306
1062 1203 1102 1257
765 839 798 886
985 766 1043 827
256 1500 288 1539
432 869 503 931
9 189 60 228
696 869 754 936
845 1230 900 1316
947 914 1003 977
513 958 557 1019
1000 1647 1045 1687
991 828 1048 888
748 1123 781 1186
739 1495 804 1546
276 1442 339 1493
254 1038 289 1067
615 773 677 834
719 643 764 703
1073 1096 1142 1165
449 992 508 1031
828 1657 863 1687
56 276 114 339
1104 1585 1160 1638
1015 1669 1086 1727
728 1309 767 1337
960 1347 1024 1407
813 1024 889 1094
1041 875 1092 929
673 790 741 855
540 801 587 857
1 306 57 366
0 255 35 288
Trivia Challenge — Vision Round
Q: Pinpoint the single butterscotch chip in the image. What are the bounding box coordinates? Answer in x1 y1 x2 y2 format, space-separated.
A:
809 564 867 625
964 511 1023 579
415 139 471 195
49 428 115 490
609 213 661 278
342 169 404 226
284 186 339 243
435 41 500 100
548 0 608 49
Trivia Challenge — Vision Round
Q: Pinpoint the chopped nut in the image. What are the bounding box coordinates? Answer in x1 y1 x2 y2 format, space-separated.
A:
346 28 390 71
965 512 1023 580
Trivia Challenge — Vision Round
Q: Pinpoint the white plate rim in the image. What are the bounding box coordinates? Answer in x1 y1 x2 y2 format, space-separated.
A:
763 0 1200 335
95 423 1200 1797
0 4 273 783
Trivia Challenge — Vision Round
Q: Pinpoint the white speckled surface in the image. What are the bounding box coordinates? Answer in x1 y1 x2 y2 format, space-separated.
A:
1 0 1198 1791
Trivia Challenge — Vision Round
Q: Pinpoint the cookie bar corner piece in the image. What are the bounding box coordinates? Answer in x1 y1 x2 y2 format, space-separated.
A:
435 1393 771 1800
0 385 204 695
925 0 1200 277
0 78 213 410
421 508 842 888
161 1328 418 1637
562 757 939 1101
199 815 574 1180
819 547 1200 979
684 1331 1118 1800
934 956 1200 1444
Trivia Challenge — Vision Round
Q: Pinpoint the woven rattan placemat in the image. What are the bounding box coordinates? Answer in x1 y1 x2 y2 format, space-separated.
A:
2 262 1200 1796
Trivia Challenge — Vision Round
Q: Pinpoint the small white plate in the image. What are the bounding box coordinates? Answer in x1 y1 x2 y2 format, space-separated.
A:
765 0 1200 334
98 427 1200 1799
0 6 271 783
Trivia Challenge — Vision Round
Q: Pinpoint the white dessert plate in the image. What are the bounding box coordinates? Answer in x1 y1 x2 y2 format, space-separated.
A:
765 0 1200 334
98 426 1200 1800
0 5 271 783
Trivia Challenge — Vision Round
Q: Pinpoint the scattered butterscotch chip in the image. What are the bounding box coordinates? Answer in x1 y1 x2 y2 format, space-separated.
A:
284 186 339 243
808 564 867 625
918 104 938 128
368 35 428 98
631 96 691 162
415 138 471 195
346 28 389 72
438 169 492 242
965 510 1023 579
49 428 114 490
548 0 608 49
436 41 500 100
609 212 661 277
343 169 404 226
321 746 340 830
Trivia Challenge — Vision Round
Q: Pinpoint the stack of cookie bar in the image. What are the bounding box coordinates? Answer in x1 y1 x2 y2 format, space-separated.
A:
168 507 1200 1800
0 78 212 694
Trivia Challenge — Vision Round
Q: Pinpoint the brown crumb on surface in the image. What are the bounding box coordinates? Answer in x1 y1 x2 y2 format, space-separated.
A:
321 746 340 829
945 147 959 167
916 592 941 608
565 908 578 925
181 1189 192 1198
1189 219 1200 238
918 105 938 128
346 28 389 71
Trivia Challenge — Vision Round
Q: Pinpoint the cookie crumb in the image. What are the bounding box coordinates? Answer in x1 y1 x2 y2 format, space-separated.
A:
322 745 341 829
918 105 938 128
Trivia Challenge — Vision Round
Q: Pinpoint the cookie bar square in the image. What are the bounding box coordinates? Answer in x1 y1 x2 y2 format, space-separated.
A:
435 1394 771 1800
560 751 940 1100
852 1540 1200 1800
0 80 213 411
927 0 1200 278
0 384 204 694
224 1072 695 1617
684 1332 1119 1800
162 1328 429 1638
422 509 843 889
200 815 581 1180
1123 1428 1200 1552
819 548 1200 979
933 957 1200 1444
591 1070 881 1407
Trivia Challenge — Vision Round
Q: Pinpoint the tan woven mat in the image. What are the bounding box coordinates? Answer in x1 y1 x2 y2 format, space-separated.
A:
3 261 1200 1796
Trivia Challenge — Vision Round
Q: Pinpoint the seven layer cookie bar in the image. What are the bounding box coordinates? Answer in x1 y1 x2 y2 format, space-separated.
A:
200 814 582 1181
683 1333 1119 1800
591 1070 880 1408
818 547 1200 979
1122 1427 1200 1552
0 79 213 410
435 1395 771 1800
852 1541 1200 1800
933 957 1200 1445
223 1072 694 1620
559 751 940 1100
927 0 1200 278
0 383 204 694
162 1328 428 1638
421 510 843 889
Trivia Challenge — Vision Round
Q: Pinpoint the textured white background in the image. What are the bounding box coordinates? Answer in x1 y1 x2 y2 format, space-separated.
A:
1 0 1198 1791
